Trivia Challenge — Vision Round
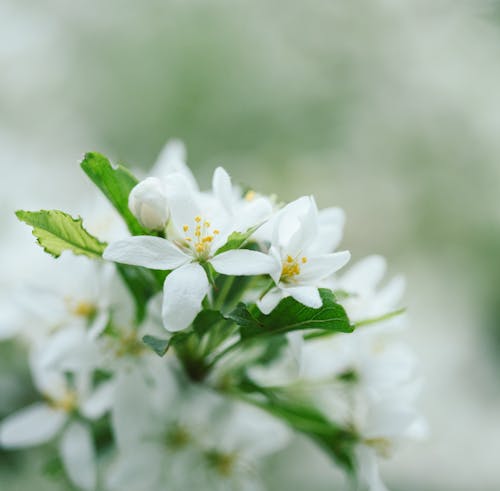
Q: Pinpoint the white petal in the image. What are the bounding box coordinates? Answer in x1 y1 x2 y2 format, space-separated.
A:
39 325 86 370
0 403 66 448
103 236 189 270
272 196 311 250
106 443 163 491
310 206 345 254
164 173 203 232
236 197 273 232
212 166 234 215
152 139 198 191
257 288 285 314
60 422 96 491
268 246 283 284
81 381 115 420
355 445 388 491
210 250 279 276
112 370 156 449
377 275 406 308
285 286 322 309
87 310 109 340
162 263 210 332
341 255 387 295
287 196 319 255
299 251 351 282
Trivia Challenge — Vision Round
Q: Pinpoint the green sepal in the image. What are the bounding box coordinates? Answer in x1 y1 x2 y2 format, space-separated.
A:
227 288 353 340
214 225 259 255
142 335 170 357
200 261 218 287
15 209 106 259
142 331 191 357
80 152 147 236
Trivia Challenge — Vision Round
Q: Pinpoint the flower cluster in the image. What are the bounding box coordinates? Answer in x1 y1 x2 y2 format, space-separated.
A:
0 140 426 491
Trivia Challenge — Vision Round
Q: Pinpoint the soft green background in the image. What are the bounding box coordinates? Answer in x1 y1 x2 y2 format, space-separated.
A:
1 1 500 490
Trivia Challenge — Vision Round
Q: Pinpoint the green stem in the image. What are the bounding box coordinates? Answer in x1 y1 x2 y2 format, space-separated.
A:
214 275 236 310
354 308 406 328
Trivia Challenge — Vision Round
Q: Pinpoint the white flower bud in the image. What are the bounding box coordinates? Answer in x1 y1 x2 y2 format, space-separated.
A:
128 177 169 231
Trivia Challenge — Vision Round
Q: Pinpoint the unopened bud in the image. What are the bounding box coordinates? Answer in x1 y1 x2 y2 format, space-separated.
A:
128 177 169 230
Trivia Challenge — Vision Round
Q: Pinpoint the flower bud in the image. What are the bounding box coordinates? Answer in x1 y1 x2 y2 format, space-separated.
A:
128 177 169 230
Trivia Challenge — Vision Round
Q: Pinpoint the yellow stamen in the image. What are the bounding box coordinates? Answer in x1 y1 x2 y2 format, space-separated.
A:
302 257 308 264
245 190 256 202
183 225 189 232
195 216 202 223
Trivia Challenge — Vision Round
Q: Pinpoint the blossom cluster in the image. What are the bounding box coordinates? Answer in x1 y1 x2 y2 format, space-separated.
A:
0 140 426 490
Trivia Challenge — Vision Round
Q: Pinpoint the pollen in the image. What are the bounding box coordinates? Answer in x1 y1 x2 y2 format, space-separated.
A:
245 190 256 202
66 298 96 318
181 215 220 259
48 391 78 413
281 254 307 282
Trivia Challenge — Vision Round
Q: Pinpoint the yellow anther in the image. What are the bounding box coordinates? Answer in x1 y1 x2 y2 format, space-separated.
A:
287 255 294 263
185 237 192 242
204 221 211 227
183 225 189 232
302 257 308 264
69 300 96 318
202 236 213 243
245 190 256 202
195 216 202 223
48 391 78 412
213 229 220 235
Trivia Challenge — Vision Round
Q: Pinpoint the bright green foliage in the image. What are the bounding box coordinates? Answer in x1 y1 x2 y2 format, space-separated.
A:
214 225 259 255
227 288 353 340
80 152 147 236
15 210 107 259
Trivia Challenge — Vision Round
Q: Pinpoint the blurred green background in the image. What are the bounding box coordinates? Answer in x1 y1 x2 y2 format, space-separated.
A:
1 1 500 489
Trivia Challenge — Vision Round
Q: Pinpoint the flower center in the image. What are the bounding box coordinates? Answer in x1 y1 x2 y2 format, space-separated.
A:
281 254 308 282
364 437 393 458
65 298 97 318
206 450 238 477
182 216 220 259
47 391 78 413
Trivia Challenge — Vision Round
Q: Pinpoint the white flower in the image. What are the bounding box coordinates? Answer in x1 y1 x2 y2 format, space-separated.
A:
104 168 277 332
332 255 406 326
0 255 116 347
257 196 351 314
128 177 170 231
0 359 113 491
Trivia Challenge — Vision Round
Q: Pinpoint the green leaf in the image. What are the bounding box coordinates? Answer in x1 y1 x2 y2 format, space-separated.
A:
142 331 191 357
16 210 106 259
214 225 259 255
227 288 353 340
142 335 170 356
80 152 147 236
